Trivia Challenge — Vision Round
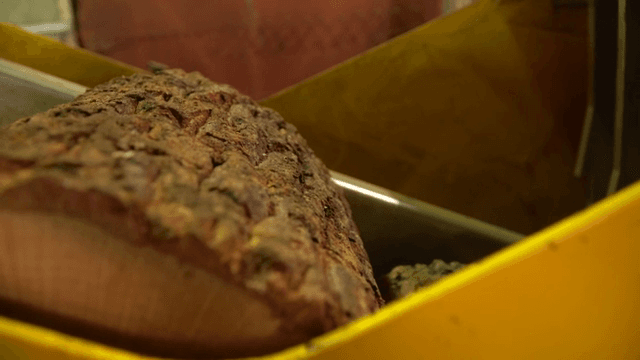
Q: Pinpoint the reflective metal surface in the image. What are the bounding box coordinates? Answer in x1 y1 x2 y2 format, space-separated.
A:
575 0 640 205
332 172 522 275
0 58 86 127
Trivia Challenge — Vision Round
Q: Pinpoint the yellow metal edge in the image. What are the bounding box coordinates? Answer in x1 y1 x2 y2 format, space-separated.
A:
3 178 637 360
0 23 146 88
285 180 640 359
260 0 585 104
260 0 497 103
257 0 589 234
0 314 160 360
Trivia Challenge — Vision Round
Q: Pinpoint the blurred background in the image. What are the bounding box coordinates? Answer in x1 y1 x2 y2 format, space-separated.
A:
1 0 476 100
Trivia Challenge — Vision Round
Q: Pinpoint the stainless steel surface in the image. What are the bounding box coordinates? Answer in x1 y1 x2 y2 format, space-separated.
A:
0 58 86 127
332 172 522 275
573 0 595 180
0 60 524 276
574 0 640 206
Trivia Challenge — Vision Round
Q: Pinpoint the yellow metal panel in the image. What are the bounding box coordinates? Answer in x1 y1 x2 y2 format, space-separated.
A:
0 314 308 360
0 23 145 88
0 314 161 360
260 0 589 234
2 178 640 359
298 184 640 360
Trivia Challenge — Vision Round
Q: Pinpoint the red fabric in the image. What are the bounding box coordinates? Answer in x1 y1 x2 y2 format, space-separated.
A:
77 0 443 100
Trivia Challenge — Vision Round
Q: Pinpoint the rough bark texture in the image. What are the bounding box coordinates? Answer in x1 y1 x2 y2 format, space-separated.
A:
381 260 465 302
0 69 383 351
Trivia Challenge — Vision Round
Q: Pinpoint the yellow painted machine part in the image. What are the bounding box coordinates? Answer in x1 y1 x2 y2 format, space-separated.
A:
261 0 589 235
0 23 144 87
2 172 640 360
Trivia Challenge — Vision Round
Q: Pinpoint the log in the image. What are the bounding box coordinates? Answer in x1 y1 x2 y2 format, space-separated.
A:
0 69 383 358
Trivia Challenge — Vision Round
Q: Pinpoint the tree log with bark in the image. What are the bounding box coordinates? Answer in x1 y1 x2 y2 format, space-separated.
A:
0 69 383 359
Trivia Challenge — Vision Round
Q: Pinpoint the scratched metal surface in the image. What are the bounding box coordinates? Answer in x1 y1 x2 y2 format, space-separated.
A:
0 58 86 128
0 59 523 277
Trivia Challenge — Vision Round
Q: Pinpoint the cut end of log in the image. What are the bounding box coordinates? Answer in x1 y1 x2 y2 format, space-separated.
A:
0 210 309 358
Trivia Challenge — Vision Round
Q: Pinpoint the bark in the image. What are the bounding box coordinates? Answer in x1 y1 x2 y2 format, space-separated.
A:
0 69 383 358
381 260 465 302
